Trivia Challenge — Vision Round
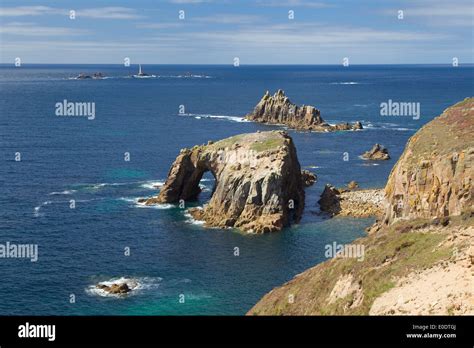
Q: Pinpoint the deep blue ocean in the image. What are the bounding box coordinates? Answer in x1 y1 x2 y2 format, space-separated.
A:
0 64 472 315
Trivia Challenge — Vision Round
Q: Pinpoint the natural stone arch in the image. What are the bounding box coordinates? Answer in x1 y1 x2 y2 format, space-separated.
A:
145 131 311 233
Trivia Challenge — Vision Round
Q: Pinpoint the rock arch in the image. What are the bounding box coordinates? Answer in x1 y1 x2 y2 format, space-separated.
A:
145 131 307 233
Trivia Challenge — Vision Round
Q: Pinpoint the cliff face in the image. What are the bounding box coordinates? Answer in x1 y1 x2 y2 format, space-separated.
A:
245 90 362 132
145 131 305 233
384 98 474 224
248 98 474 315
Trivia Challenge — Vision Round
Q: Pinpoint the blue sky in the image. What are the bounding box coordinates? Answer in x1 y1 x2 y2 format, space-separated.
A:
0 0 473 64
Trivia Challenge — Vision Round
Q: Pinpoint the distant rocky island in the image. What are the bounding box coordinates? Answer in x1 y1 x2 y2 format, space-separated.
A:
144 131 315 233
245 89 362 132
248 97 474 315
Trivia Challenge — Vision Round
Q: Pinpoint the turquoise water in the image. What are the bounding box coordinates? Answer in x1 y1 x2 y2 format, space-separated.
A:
0 64 472 314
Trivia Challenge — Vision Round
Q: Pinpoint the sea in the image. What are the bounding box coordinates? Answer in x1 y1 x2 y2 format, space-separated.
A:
0 64 472 315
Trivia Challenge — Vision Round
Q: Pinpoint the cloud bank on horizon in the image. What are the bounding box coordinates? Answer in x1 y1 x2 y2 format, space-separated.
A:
0 0 472 64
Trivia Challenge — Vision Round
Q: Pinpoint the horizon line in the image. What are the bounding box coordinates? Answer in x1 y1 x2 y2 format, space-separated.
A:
1 63 473 66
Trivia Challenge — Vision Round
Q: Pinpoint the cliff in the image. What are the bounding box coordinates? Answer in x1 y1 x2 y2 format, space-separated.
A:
245 90 362 132
145 131 307 233
248 98 474 315
383 98 473 224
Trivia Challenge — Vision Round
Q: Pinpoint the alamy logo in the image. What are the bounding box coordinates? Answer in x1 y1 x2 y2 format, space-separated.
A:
55 99 95 120
325 242 364 262
18 322 55 341
380 99 420 120
0 242 38 262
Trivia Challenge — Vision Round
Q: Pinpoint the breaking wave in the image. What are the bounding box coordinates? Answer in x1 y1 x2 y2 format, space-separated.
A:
180 113 248 123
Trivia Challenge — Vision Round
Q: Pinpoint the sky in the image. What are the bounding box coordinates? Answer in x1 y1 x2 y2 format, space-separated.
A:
0 0 473 64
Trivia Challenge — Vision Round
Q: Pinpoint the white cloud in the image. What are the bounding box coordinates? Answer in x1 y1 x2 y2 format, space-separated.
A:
193 14 265 24
257 0 331 8
0 22 88 36
169 0 215 4
0 6 143 19
76 7 143 19
136 22 185 29
383 1 473 27
181 23 446 48
0 6 64 16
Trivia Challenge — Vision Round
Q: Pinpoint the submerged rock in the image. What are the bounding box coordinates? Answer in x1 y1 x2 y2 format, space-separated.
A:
245 90 362 132
362 143 390 160
145 131 306 233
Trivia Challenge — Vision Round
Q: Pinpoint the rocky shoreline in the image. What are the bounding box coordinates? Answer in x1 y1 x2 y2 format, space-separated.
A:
245 90 363 132
248 97 474 315
318 184 385 218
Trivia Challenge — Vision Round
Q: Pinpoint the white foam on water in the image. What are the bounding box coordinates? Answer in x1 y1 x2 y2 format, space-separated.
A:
184 208 205 225
362 121 415 132
82 182 125 190
140 181 165 190
132 75 157 79
33 201 52 217
86 276 162 298
136 203 175 209
357 159 381 166
158 75 212 79
118 197 174 209
34 198 108 217
199 178 214 182
135 199 174 209
180 113 248 123
330 82 361 85
176 74 212 78
118 197 138 203
185 293 212 300
200 185 211 192
79 180 157 190
49 190 76 195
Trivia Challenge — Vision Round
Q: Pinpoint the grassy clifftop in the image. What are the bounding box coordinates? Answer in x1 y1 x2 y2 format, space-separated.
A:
248 98 474 315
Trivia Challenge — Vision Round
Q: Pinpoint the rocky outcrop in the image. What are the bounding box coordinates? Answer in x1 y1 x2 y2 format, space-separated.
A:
245 90 363 132
318 184 385 218
301 170 317 187
362 144 390 160
383 98 473 224
95 278 139 295
97 283 131 295
248 98 474 315
145 131 305 233
318 184 341 213
347 180 359 190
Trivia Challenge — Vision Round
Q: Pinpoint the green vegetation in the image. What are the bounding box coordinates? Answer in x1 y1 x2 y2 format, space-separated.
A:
210 134 245 150
250 137 285 152
401 97 473 171
251 217 458 315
